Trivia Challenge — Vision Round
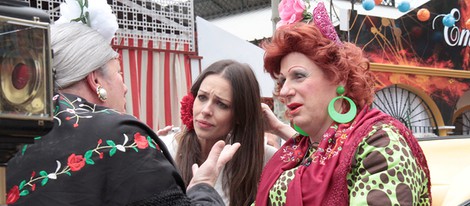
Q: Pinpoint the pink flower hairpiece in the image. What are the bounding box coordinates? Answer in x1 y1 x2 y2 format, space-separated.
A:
180 93 194 131
277 0 342 45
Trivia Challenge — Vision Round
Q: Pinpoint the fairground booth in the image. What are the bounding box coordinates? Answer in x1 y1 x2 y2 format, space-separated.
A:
338 0 470 138
340 1 470 203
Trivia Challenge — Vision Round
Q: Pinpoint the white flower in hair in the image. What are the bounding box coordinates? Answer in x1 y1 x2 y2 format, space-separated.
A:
55 0 118 43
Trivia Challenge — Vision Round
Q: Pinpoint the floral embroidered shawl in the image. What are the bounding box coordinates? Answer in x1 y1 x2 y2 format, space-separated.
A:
6 93 186 205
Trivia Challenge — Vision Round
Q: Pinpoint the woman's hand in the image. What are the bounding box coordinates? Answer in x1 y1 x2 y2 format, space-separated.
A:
156 125 173 136
261 103 281 134
187 140 241 189
261 103 297 141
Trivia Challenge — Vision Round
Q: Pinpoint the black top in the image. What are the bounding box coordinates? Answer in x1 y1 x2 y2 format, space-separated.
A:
6 93 223 206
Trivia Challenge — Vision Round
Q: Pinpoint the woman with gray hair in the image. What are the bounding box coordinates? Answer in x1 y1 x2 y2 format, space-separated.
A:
6 1 239 205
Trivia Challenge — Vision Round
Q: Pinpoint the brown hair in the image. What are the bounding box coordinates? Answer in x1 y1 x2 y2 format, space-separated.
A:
175 59 264 206
262 22 375 111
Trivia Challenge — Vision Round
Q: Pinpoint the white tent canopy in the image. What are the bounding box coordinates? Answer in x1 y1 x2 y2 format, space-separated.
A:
209 8 274 42
196 16 275 97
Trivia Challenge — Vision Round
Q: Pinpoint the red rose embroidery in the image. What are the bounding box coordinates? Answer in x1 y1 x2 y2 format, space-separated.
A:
180 93 194 130
67 154 85 171
6 185 19 204
134 132 149 149
294 149 304 160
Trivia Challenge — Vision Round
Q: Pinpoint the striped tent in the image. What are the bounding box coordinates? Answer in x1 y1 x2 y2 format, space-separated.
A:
115 40 193 130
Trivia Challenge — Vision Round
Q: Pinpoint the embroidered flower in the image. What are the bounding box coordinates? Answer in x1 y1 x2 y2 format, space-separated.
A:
180 93 194 130
280 145 304 162
6 185 20 204
67 154 85 171
277 0 308 27
134 132 149 149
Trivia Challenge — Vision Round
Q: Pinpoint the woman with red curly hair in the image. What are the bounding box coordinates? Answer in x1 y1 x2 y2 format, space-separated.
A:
254 1 431 205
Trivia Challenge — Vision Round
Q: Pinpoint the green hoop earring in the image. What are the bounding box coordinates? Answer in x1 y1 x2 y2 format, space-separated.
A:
328 86 357 123
294 124 309 136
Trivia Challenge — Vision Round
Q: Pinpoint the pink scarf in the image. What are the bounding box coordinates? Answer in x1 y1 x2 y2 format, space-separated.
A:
255 108 430 205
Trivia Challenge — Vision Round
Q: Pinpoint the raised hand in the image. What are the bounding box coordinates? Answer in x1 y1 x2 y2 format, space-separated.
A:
187 140 241 189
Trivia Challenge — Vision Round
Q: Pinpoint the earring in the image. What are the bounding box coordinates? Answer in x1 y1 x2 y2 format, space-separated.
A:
96 85 108 101
328 86 357 123
294 124 309 136
227 130 233 139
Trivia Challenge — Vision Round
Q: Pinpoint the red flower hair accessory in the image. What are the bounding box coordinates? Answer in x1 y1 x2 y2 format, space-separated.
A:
180 93 194 130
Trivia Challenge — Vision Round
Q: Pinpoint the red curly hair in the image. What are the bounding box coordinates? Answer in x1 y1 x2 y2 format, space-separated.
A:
262 22 376 111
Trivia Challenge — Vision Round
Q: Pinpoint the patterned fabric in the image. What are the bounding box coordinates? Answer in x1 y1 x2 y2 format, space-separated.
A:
6 93 220 206
269 146 317 205
347 124 430 205
265 124 430 206
255 107 431 206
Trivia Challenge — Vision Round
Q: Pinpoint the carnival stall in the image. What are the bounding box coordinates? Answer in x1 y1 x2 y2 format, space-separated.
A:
333 0 470 137
334 1 470 203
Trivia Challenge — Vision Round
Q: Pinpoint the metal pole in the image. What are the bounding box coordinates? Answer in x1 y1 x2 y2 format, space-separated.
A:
349 0 355 42
271 0 280 32
1 166 6 205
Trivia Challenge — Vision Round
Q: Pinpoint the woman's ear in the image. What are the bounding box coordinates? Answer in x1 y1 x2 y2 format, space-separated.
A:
86 71 108 101
86 71 99 91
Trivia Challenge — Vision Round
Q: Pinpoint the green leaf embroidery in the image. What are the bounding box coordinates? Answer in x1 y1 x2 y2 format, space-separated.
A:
21 137 41 155
21 145 28 155
59 100 73 108
147 136 156 149
41 177 49 186
20 190 29 196
106 140 116 146
110 148 117 157
19 180 26 190
132 147 138 152
39 171 47 177
86 158 95 165
84 150 93 159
